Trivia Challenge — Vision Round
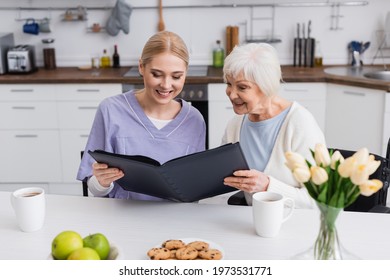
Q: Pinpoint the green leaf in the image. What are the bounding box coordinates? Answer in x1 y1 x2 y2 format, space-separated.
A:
317 183 328 204
345 187 361 207
310 149 315 160
337 189 345 208
305 181 320 199
329 190 339 207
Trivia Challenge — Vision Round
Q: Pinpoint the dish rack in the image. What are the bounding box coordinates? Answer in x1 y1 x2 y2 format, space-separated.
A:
372 12 390 68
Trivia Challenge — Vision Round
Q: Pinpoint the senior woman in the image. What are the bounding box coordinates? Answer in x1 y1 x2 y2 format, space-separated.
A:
222 43 326 208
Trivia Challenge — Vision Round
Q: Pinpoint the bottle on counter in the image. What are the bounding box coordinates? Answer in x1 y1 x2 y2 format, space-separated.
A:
212 40 224 68
314 40 323 67
100 49 111 68
112 45 120 68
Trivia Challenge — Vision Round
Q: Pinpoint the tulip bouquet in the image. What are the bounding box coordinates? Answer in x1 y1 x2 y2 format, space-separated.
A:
285 143 383 259
285 143 383 208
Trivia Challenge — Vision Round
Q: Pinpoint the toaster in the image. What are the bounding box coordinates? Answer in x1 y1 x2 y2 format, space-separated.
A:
7 45 37 73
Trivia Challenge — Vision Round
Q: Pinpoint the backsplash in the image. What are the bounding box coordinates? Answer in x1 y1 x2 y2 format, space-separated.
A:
0 0 388 67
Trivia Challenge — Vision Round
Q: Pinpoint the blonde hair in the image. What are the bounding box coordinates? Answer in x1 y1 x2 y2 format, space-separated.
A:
140 31 189 67
223 43 282 97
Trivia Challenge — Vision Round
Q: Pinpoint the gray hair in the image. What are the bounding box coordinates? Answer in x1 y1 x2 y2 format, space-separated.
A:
223 43 282 97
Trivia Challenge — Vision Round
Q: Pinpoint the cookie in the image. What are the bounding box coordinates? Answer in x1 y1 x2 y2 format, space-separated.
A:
147 248 171 260
169 249 177 259
162 239 186 250
198 249 223 260
176 246 198 260
187 241 209 251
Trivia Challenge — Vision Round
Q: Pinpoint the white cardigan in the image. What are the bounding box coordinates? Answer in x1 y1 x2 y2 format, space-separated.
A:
222 102 326 209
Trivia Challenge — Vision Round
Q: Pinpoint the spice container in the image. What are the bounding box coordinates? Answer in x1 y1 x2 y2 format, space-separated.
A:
42 39 56 70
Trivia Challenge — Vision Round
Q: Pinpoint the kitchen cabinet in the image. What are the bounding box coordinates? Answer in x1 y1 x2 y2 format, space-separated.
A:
325 84 385 156
208 82 327 149
0 83 121 195
279 82 327 133
208 83 235 149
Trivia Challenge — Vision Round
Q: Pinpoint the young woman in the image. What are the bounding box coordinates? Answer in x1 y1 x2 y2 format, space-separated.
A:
222 43 326 208
77 31 206 200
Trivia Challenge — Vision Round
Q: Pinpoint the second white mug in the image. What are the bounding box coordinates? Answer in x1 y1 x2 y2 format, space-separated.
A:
10 187 46 232
252 192 294 238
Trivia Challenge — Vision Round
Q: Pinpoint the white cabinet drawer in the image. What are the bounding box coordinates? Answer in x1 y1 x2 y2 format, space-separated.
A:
57 101 99 129
280 83 327 132
59 130 90 182
280 83 327 100
208 100 235 149
0 130 62 182
0 84 54 101
55 84 121 101
386 93 390 112
0 101 58 129
208 84 227 101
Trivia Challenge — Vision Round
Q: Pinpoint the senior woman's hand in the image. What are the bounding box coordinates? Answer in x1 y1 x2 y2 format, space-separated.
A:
92 162 124 188
224 169 270 193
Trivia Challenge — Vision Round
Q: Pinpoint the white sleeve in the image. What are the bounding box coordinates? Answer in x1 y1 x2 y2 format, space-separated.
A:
87 175 114 197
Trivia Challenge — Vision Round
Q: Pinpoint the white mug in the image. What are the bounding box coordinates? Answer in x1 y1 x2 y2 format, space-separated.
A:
252 192 294 238
10 187 46 232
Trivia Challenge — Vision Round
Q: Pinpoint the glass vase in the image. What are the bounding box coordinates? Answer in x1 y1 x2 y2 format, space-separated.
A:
293 201 358 260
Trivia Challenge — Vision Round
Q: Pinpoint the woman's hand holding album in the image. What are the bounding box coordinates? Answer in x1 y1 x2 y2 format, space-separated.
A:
92 162 124 188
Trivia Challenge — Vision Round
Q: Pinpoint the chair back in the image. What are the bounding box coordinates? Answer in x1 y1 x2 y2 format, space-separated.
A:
80 151 89 197
332 138 390 212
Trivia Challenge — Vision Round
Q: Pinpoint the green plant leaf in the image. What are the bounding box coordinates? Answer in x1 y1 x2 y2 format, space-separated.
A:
304 181 318 199
317 183 328 204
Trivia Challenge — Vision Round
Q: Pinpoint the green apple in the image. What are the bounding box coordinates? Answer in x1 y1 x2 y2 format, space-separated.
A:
83 233 110 260
67 247 100 260
51 230 83 260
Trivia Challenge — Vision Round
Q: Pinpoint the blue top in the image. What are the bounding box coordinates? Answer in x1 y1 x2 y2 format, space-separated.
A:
240 106 290 172
77 90 206 200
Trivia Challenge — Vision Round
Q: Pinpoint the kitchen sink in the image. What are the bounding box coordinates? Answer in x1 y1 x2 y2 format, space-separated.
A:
324 66 390 82
363 70 390 81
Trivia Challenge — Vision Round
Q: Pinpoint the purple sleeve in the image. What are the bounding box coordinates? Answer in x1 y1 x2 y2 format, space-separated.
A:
76 103 109 181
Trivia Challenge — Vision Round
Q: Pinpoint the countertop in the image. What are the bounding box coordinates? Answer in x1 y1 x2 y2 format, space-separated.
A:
0 65 389 91
1 191 390 260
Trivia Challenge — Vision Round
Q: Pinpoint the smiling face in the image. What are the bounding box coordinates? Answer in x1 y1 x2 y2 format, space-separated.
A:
225 72 270 118
139 52 187 105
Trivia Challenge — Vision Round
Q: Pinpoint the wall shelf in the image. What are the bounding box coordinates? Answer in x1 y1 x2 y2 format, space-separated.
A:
0 2 370 12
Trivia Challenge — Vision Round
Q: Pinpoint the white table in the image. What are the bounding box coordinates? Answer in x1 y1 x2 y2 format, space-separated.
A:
1 191 390 260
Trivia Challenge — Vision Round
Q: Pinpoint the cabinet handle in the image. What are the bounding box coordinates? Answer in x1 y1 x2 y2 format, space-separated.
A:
76 89 100 93
78 106 98 110
10 89 34 93
343 91 366 97
283 89 309 93
12 106 35 110
79 134 89 138
225 106 233 109
15 134 38 138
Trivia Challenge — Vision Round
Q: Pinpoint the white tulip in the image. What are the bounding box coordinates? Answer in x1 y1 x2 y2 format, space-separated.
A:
352 147 369 165
314 143 331 167
285 151 307 170
330 150 344 170
350 164 370 185
293 166 311 183
338 157 356 178
310 166 328 185
359 179 383 196
365 157 381 176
